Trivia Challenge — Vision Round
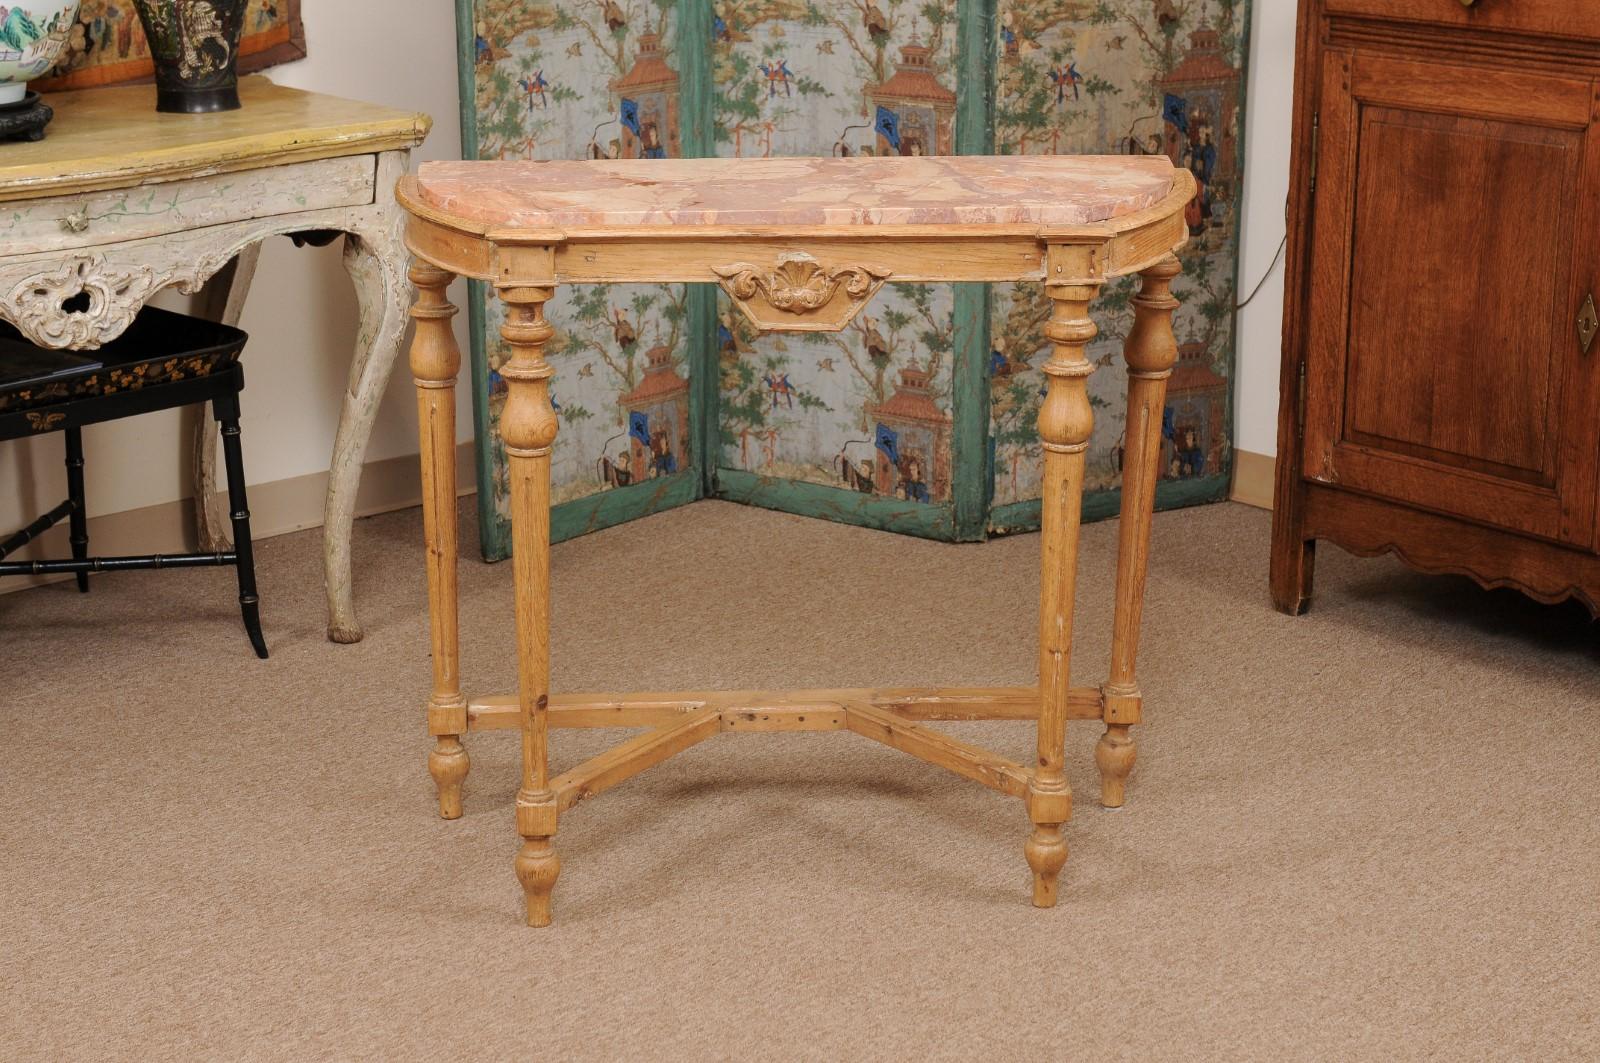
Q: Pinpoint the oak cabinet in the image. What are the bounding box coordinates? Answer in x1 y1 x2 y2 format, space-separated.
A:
1273 0 1600 613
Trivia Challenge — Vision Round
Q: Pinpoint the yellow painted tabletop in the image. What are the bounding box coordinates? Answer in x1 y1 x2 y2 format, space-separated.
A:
0 77 432 202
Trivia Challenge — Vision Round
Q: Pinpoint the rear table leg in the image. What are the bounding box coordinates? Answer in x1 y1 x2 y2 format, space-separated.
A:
1098 256 1181 809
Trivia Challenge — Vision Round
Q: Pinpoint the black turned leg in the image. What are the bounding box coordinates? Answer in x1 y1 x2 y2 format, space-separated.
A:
213 390 267 660
64 428 89 593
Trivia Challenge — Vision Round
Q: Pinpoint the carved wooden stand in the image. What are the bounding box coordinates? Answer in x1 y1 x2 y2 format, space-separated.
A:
397 157 1193 926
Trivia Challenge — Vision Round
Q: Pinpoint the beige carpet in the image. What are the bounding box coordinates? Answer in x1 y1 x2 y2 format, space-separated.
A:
2 499 1597 1061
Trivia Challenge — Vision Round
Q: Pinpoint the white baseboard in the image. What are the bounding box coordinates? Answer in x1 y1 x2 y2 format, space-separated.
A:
1230 449 1276 511
0 442 475 596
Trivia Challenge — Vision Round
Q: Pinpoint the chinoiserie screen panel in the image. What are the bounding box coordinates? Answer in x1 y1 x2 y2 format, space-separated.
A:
463 0 702 555
710 2 965 539
456 0 1251 559
987 1 1245 531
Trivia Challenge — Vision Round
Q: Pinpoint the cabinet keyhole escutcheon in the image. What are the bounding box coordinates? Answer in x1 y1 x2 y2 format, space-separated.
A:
1579 293 1599 356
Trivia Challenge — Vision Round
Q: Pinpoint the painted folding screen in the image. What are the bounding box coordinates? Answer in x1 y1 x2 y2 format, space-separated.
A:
458 0 1250 558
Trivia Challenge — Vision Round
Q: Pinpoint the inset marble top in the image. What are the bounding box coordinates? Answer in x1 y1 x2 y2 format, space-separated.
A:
413 155 1180 231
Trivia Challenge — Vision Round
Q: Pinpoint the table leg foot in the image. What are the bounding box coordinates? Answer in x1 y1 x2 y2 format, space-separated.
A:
429 736 469 819
1025 825 1067 908
1096 723 1137 809
327 621 364 645
516 837 560 928
1025 780 1072 908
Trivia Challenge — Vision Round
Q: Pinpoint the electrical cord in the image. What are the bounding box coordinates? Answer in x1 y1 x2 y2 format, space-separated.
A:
1235 233 1287 312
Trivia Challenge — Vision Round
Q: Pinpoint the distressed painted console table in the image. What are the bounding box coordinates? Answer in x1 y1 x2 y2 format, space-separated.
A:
397 155 1195 926
0 77 429 642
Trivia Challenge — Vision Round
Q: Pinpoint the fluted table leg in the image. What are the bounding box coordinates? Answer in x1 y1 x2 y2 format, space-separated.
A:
1027 246 1103 908
409 263 469 819
1099 255 1182 809
498 284 563 927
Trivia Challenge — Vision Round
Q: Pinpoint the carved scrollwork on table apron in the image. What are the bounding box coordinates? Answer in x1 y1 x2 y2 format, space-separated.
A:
2 252 228 350
711 251 892 332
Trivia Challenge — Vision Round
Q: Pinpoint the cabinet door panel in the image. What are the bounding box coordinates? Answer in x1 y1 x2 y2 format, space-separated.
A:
1345 108 1571 482
1303 51 1600 545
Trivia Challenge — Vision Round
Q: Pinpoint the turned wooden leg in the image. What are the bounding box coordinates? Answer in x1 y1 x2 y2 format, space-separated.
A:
516 814 561 928
1027 247 1102 908
1100 255 1181 809
498 284 562 927
427 736 468 819
410 262 470 819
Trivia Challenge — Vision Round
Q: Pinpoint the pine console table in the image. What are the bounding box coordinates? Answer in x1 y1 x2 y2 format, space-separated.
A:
397 156 1196 926
0 77 429 641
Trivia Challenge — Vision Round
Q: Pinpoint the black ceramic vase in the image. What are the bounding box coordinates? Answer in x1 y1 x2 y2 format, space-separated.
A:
131 0 247 113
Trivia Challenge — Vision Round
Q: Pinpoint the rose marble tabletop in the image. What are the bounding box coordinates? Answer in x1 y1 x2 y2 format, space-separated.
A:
414 155 1180 231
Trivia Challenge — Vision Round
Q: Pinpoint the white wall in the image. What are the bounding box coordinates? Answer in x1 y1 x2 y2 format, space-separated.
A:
1235 0 1299 459
0 0 469 537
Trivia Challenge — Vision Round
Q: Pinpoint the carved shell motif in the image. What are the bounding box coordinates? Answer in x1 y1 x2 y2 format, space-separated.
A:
3 255 169 351
712 251 892 332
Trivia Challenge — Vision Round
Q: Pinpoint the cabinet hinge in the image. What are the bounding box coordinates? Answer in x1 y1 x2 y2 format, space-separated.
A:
1309 114 1320 194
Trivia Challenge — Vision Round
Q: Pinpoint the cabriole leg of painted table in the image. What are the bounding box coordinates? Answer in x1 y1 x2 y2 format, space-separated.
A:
498 284 562 928
1099 255 1181 809
191 243 262 553
409 263 470 819
323 217 414 643
1027 247 1102 908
